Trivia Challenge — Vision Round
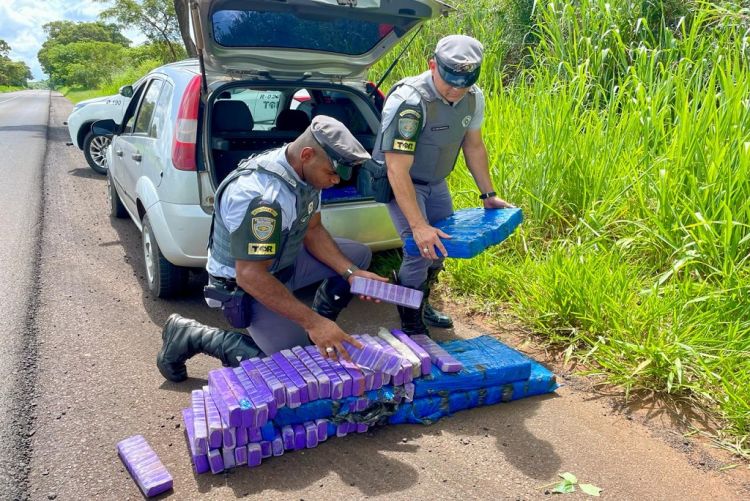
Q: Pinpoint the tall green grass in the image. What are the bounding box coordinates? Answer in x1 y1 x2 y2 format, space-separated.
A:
374 1 750 449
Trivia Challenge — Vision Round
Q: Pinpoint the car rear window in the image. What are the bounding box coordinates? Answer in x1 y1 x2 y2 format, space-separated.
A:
212 10 394 55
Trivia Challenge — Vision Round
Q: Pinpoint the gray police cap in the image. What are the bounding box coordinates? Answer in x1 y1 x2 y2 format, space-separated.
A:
434 35 484 87
309 115 370 180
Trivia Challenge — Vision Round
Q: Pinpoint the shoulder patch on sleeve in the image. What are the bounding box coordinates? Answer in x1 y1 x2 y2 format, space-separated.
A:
230 198 282 261
382 101 423 155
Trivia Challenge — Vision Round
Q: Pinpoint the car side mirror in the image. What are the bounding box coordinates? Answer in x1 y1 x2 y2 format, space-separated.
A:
92 119 118 138
119 85 134 98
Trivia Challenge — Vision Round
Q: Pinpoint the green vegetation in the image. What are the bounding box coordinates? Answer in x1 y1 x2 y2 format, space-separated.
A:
373 0 749 453
0 39 32 87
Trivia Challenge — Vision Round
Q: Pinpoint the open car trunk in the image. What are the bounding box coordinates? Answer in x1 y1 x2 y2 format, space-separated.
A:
206 81 381 205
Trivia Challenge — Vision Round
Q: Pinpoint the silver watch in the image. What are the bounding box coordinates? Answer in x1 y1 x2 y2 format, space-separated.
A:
341 264 359 280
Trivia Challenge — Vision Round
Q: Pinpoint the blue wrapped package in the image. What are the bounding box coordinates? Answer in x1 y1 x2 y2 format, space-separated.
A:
403 208 523 259
412 336 531 398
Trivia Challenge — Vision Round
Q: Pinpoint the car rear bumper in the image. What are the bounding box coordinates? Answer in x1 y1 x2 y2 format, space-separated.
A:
145 201 211 267
146 200 402 269
322 201 401 251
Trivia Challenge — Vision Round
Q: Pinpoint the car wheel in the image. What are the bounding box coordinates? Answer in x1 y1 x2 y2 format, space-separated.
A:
83 131 110 175
107 172 128 219
141 215 189 298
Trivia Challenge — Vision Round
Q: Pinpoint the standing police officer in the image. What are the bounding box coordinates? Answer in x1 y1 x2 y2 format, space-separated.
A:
157 116 387 382
373 35 514 336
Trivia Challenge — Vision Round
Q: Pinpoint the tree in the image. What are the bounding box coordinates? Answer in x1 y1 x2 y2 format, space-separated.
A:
0 39 32 87
37 22 131 87
97 0 185 61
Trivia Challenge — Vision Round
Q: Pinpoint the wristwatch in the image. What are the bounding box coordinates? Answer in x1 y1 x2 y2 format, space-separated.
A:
479 191 496 200
342 264 360 280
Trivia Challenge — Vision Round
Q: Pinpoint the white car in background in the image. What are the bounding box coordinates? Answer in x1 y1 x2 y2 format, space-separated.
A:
66 81 141 174
94 0 452 298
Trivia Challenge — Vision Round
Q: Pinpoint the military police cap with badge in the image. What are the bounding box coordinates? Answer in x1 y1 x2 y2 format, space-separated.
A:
433 34 484 88
309 115 370 181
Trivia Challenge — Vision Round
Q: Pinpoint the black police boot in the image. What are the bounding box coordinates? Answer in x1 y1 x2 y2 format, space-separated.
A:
423 267 453 329
311 277 353 321
156 313 262 382
393 271 430 336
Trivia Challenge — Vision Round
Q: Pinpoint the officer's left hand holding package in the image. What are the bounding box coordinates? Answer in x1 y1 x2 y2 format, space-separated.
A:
403 207 523 259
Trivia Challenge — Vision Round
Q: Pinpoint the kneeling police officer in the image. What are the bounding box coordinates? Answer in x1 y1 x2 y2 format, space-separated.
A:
157 115 387 382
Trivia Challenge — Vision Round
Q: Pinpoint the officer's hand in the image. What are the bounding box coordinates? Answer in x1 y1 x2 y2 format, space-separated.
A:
483 196 515 209
413 223 451 260
308 317 363 362
349 270 389 303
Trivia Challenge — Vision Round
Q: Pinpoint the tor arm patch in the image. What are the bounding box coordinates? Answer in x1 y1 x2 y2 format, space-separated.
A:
382 102 423 155
230 198 282 261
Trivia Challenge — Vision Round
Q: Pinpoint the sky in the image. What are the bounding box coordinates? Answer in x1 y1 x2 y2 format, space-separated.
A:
0 0 146 81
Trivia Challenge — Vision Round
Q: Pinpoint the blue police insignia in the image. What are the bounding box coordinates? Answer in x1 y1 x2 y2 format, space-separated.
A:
252 216 275 241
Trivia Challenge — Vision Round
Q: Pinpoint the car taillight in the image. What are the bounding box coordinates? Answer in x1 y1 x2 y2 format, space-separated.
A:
172 75 202 171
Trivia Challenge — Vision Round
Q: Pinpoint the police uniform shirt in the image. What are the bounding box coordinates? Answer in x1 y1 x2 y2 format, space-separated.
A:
380 70 486 143
206 147 321 279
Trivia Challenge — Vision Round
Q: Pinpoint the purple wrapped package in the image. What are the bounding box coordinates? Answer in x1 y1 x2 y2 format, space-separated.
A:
404 382 415 402
260 357 301 408
236 425 248 447
355 397 369 412
235 446 248 466
248 443 262 467
339 358 365 396
350 276 423 309
270 353 310 403
207 448 224 474
315 419 329 442
190 390 208 455
342 336 404 376
220 367 257 429
281 425 295 451
202 386 223 449
247 357 286 409
304 421 319 448
222 447 236 469
280 349 319 401
377 328 421 379
260 440 272 458
248 427 262 443
410 334 464 372
356 335 391 386
390 329 432 376
207 369 242 427
236 361 277 418
305 346 349 399
293 424 306 450
116 435 173 497
370 337 406 385
292 346 331 399
181 409 210 475
357 423 368 433
232 367 269 428
336 423 349 438
271 430 284 457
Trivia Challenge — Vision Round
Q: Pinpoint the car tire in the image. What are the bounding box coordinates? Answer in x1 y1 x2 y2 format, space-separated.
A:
107 172 128 219
83 131 110 175
142 215 189 298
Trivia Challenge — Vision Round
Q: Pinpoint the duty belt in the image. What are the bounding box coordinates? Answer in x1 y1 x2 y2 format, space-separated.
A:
209 264 294 289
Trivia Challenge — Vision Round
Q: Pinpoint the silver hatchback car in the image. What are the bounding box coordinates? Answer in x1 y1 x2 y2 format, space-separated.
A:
99 0 452 298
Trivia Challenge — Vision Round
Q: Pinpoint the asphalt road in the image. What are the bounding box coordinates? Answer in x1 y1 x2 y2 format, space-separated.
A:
1 91 747 500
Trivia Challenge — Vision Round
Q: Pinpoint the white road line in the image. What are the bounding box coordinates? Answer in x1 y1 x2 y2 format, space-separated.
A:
0 96 20 105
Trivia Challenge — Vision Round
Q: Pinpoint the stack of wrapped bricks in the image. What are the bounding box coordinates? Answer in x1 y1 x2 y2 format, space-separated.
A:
182 329 557 474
